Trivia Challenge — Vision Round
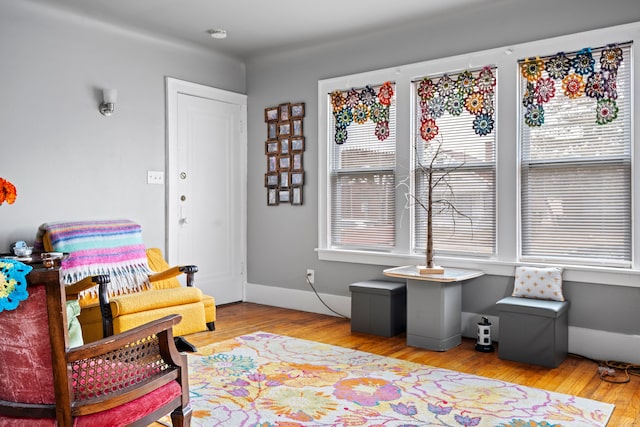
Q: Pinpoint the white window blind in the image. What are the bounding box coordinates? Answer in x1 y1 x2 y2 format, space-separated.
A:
329 83 396 250
520 43 632 266
412 69 497 256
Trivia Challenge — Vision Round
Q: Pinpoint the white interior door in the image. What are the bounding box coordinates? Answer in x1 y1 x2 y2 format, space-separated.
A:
166 78 246 305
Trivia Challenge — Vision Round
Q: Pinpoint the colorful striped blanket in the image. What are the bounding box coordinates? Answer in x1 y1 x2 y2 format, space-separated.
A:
34 219 152 297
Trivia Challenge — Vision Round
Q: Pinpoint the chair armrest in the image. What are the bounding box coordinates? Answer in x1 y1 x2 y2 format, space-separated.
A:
64 275 110 300
148 265 198 287
68 314 182 360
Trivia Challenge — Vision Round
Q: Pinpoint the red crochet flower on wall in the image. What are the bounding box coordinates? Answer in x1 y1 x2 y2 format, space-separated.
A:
0 178 17 205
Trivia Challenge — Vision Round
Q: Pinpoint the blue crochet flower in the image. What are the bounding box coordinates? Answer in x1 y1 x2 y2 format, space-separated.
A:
0 259 32 312
334 108 353 128
335 126 348 145
353 103 369 124
473 113 494 136
525 104 545 127
573 48 595 75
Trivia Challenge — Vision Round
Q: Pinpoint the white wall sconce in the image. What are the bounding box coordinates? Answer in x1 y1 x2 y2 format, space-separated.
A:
99 89 117 116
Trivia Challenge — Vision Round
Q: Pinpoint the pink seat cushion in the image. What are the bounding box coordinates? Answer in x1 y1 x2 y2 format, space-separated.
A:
75 380 182 427
0 419 54 427
0 381 181 426
75 380 182 426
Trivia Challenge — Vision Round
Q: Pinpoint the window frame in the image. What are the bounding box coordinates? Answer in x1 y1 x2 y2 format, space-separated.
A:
317 21 640 288
411 67 498 259
517 43 632 267
327 82 398 252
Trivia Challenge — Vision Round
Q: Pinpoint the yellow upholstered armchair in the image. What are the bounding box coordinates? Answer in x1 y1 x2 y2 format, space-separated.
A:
77 248 216 343
34 220 216 345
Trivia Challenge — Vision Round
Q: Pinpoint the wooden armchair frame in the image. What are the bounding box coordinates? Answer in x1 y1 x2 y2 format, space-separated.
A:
0 265 192 427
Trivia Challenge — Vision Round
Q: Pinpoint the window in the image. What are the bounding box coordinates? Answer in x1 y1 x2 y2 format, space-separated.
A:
519 43 632 267
328 83 396 250
412 67 497 257
318 22 639 285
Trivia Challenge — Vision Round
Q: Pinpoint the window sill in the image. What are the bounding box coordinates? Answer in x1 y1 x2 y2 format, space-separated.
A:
315 247 640 288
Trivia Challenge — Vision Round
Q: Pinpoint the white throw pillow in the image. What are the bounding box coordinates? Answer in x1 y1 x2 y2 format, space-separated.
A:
512 266 564 301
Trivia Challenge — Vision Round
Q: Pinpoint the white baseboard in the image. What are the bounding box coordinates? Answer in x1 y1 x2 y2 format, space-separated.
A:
566 326 640 365
245 282 351 318
246 283 640 364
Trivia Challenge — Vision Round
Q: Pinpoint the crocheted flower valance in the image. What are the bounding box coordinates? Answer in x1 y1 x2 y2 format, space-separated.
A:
416 66 496 142
330 82 395 144
520 42 627 127
0 259 32 312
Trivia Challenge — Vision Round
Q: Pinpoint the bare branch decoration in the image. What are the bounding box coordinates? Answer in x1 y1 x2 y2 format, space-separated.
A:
402 135 473 273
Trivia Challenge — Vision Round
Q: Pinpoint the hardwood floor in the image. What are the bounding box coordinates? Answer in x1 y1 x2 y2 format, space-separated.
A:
180 302 639 426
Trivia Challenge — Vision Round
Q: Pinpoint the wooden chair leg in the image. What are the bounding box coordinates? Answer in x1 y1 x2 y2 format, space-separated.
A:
171 405 192 427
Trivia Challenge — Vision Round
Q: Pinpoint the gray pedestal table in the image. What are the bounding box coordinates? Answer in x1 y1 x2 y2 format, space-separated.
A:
383 266 484 351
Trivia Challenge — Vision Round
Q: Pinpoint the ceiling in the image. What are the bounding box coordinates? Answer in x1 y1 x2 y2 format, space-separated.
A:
28 0 496 60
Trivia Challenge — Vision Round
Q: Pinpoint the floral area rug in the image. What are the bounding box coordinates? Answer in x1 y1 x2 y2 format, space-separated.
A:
169 332 613 426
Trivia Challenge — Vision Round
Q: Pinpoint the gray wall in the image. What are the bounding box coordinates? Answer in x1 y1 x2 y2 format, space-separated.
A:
2 0 639 338
0 0 245 250
245 0 640 335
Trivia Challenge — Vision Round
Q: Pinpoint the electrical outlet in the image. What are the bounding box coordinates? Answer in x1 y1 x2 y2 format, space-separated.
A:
147 170 164 185
306 269 314 285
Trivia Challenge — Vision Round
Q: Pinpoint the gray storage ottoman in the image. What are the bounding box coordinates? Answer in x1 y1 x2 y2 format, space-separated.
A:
496 297 569 368
350 280 406 337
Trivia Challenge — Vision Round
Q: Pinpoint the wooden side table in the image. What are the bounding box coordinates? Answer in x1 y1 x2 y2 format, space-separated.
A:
383 266 483 351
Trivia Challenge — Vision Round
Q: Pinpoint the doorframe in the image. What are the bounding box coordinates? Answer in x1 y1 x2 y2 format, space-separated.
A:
165 77 248 283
